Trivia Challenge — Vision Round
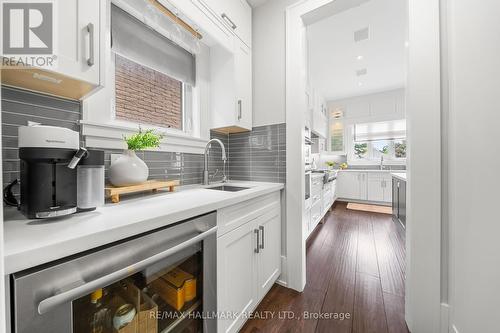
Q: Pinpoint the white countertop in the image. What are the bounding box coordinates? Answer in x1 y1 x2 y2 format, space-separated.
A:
391 172 407 181
338 169 404 173
3 181 284 275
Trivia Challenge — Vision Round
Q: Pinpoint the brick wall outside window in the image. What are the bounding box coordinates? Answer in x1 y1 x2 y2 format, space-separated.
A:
115 54 183 130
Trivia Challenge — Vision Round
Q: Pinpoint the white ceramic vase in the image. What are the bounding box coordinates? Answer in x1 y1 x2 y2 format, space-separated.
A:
109 150 149 186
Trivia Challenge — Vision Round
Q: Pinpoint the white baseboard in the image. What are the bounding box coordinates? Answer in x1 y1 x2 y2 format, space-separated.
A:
441 303 450 333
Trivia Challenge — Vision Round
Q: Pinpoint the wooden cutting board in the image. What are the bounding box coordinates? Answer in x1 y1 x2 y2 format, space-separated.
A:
105 180 180 203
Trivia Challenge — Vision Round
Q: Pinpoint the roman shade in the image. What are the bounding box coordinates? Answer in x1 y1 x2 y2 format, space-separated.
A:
111 4 196 86
354 119 406 142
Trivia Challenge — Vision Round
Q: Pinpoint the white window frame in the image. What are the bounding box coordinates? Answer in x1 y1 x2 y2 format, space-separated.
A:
81 0 210 154
346 124 407 165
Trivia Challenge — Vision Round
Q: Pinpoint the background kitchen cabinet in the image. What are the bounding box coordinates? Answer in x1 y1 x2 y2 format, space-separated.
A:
367 173 393 203
210 38 252 133
337 172 367 200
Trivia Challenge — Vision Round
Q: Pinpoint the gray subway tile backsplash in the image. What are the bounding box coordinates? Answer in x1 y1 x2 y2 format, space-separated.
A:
1 86 286 204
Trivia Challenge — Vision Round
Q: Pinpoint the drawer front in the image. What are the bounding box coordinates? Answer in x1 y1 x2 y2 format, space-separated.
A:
310 200 322 226
217 191 280 237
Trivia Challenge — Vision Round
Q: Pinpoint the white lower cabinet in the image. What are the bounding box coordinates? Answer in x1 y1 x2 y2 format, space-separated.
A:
217 218 258 333
217 192 281 333
337 172 367 200
337 171 392 204
367 173 393 203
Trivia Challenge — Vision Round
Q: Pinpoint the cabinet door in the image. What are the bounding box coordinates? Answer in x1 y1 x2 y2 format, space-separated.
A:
217 220 258 333
337 172 362 200
382 175 393 203
57 0 101 85
234 39 252 130
256 207 281 300
367 176 384 202
358 173 368 200
199 0 251 47
399 180 407 227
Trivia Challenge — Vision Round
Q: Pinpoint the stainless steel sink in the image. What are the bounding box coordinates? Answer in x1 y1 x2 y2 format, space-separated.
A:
206 185 250 192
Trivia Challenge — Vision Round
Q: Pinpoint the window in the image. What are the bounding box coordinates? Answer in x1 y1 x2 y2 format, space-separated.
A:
115 54 184 130
111 4 196 133
348 119 407 163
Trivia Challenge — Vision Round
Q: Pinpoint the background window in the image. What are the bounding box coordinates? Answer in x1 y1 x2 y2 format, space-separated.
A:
115 55 184 130
111 4 195 132
349 119 407 162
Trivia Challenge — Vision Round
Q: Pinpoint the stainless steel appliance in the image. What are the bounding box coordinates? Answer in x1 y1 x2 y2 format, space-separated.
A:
11 212 218 333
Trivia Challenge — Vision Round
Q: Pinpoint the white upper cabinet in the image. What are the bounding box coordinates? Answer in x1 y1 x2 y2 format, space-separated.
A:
210 38 252 133
57 0 102 86
2 0 104 100
200 0 252 47
328 88 405 123
311 92 328 138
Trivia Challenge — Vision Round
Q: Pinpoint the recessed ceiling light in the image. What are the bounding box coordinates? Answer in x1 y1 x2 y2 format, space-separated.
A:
358 82 363 87
357 55 363 60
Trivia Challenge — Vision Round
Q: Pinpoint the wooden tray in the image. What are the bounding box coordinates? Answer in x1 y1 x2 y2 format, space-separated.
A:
106 180 180 203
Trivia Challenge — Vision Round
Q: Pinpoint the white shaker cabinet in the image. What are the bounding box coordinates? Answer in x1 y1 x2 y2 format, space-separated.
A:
217 192 281 333
200 0 252 47
217 217 259 333
211 39 252 133
2 0 104 100
57 0 102 86
337 172 367 200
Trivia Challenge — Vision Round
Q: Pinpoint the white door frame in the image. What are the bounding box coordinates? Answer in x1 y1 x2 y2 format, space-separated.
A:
285 0 443 331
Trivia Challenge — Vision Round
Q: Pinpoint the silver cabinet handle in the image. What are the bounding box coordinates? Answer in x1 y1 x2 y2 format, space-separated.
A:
237 100 242 120
86 23 95 67
221 13 237 30
254 229 260 253
259 226 264 250
37 226 217 315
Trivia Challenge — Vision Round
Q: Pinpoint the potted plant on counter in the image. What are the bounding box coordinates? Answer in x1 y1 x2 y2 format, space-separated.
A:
325 161 337 170
109 128 164 186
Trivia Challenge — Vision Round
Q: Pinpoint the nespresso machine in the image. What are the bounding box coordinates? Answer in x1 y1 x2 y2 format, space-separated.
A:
4 124 104 219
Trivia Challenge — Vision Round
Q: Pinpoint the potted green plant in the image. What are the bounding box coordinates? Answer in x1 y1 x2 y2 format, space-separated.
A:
109 128 164 186
325 161 337 170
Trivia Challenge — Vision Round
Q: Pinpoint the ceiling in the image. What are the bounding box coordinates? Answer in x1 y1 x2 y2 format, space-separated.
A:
246 0 270 8
307 0 407 101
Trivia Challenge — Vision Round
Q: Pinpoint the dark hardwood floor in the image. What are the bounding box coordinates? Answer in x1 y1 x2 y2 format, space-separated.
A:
240 202 409 333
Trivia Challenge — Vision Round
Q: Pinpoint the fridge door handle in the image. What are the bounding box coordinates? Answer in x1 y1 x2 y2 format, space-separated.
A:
37 226 218 315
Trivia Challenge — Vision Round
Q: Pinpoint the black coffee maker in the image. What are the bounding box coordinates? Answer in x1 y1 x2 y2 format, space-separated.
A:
6 124 89 219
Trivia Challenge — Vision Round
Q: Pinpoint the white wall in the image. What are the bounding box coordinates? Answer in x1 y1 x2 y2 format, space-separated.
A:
446 1 500 332
405 0 442 331
252 0 297 127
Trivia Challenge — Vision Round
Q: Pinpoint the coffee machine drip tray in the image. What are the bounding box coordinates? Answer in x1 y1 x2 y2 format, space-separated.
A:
35 206 78 219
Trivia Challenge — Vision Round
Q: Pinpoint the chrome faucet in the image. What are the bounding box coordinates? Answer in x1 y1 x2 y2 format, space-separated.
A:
380 155 384 170
203 139 227 185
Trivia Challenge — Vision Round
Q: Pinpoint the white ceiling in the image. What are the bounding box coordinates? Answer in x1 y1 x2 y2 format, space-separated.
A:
246 0 270 8
307 0 407 101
